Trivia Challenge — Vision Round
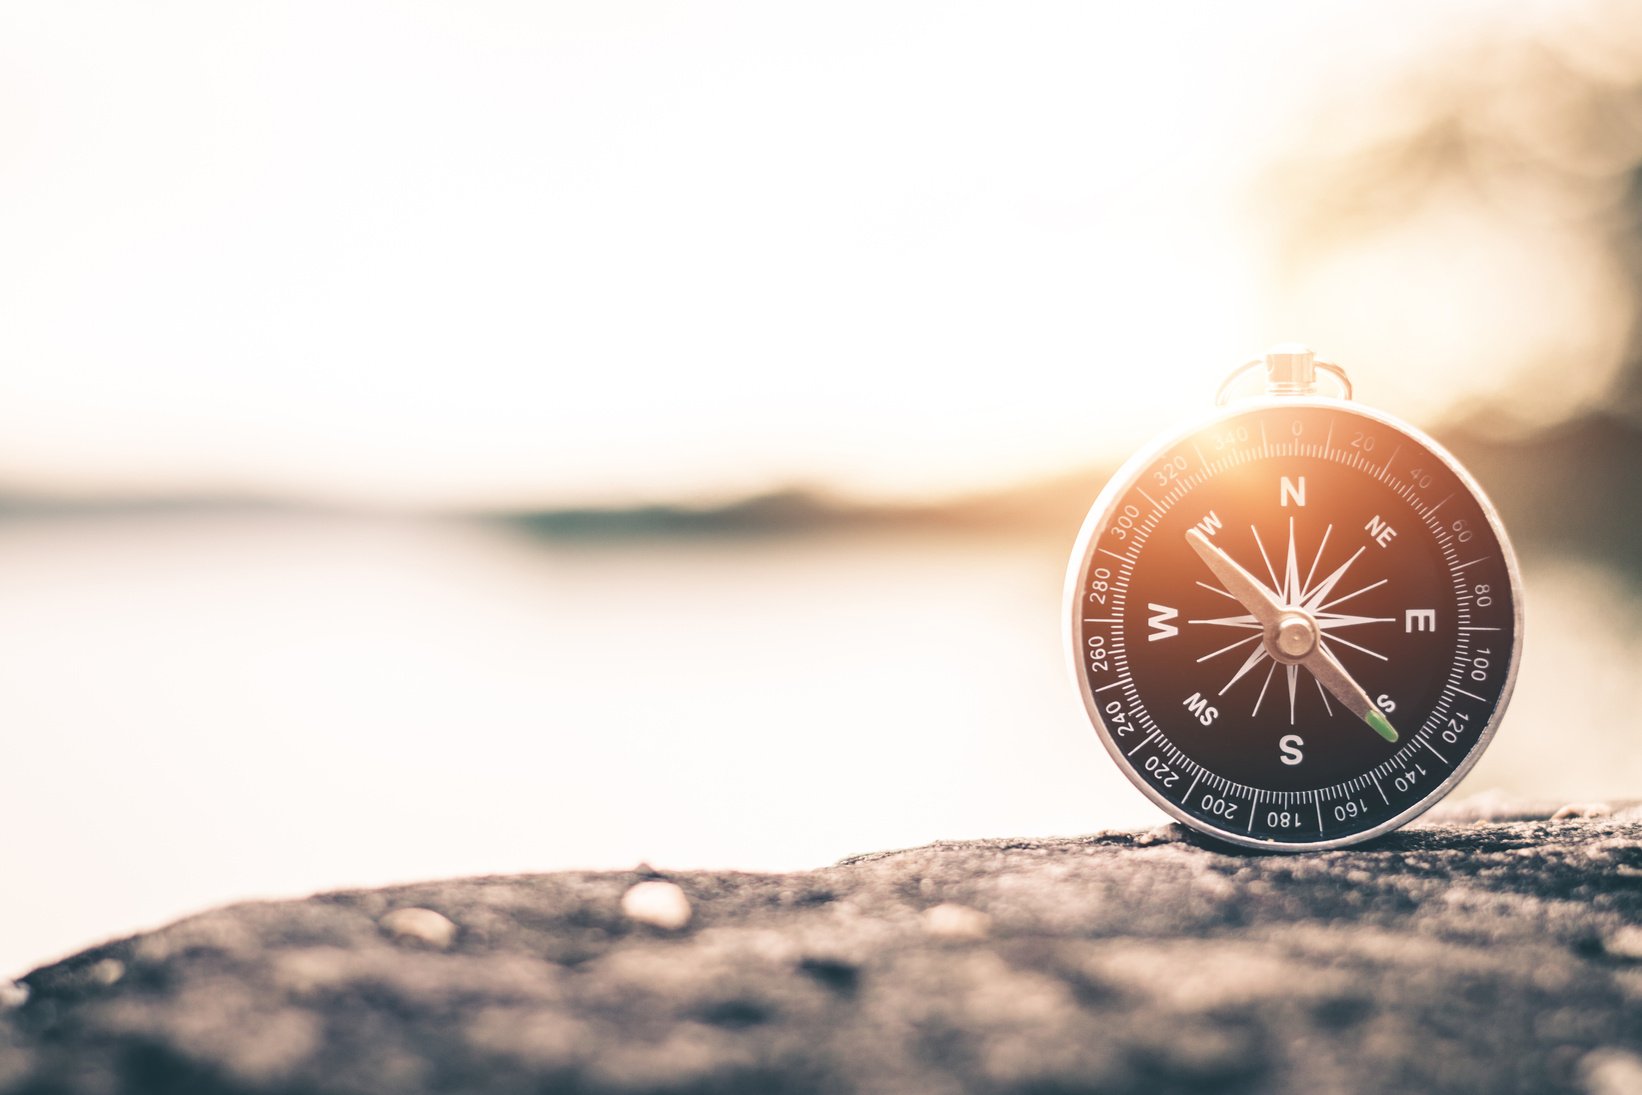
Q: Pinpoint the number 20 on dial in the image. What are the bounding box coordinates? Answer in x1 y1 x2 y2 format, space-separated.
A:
1064 346 1522 850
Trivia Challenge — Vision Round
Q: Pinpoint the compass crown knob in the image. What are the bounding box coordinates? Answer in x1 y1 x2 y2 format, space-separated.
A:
1264 343 1317 395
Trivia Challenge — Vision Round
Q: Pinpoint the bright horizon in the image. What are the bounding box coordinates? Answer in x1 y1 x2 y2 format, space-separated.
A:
0 0 1634 510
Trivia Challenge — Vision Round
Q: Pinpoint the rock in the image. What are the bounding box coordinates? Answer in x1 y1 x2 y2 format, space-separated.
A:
3 809 1641 1094
620 880 692 931
379 907 458 950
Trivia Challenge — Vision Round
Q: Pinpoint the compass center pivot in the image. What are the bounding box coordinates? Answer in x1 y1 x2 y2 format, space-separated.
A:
1270 609 1319 663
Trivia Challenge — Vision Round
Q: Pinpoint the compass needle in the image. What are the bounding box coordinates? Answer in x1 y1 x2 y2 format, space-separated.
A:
1068 345 1519 849
1185 528 1283 626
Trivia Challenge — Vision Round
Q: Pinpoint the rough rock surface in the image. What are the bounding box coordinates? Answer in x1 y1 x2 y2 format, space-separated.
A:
4 802 1642 1095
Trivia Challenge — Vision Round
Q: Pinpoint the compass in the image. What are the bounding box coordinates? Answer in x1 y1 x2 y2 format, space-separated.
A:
1064 345 1523 850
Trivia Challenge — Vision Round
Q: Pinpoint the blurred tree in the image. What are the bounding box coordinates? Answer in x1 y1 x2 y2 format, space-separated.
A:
1258 1 1642 428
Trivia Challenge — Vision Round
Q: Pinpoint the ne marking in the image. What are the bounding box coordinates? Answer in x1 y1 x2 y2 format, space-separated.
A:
1422 739 1450 764
1095 679 1127 693
1315 800 1325 832
1371 772 1388 804
1459 626 1500 632
1138 488 1162 510
1454 558 1489 571
1452 686 1488 703
1127 731 1158 757
1099 548 1131 563
1184 771 1201 802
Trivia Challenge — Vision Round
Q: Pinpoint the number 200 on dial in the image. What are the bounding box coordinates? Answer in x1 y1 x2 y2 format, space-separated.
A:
1064 399 1522 849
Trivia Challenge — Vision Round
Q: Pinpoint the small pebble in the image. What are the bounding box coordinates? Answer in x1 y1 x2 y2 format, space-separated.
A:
1579 1047 1642 1095
921 902 991 940
0 981 27 1010
1603 925 1642 961
89 958 124 986
1553 802 1613 821
1132 825 1184 847
621 881 692 930
379 907 458 950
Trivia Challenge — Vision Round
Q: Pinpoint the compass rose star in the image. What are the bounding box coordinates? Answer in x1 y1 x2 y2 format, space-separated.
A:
1185 522 1397 737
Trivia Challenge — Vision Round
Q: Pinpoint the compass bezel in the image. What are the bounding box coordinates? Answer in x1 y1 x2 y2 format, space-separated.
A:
1063 395 1524 851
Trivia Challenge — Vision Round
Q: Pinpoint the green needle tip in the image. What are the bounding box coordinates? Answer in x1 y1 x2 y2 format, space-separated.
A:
1365 709 1399 743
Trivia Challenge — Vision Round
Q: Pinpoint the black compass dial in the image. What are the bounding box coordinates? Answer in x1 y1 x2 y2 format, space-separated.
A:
1068 400 1520 849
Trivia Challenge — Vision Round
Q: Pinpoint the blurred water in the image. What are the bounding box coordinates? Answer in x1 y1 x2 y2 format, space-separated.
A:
0 512 1636 977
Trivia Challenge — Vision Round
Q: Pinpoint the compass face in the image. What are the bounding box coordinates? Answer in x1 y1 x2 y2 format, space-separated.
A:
1065 398 1521 849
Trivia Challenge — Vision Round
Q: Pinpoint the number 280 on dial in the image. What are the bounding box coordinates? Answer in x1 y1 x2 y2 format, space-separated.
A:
1064 397 1522 850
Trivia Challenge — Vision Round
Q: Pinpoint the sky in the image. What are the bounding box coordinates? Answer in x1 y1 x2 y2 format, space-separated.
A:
0 0 1635 509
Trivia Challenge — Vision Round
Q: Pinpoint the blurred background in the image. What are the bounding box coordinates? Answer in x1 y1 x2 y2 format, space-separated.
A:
3 0 1642 977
